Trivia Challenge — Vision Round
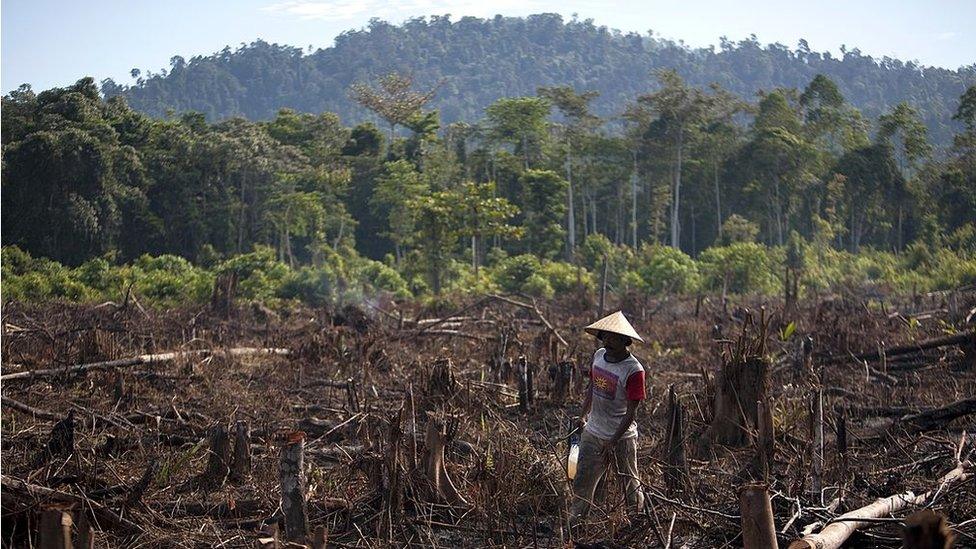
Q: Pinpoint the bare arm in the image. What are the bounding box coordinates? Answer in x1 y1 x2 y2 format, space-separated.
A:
608 399 640 445
580 382 593 423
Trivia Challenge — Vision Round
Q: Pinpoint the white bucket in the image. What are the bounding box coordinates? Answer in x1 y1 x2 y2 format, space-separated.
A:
567 442 580 479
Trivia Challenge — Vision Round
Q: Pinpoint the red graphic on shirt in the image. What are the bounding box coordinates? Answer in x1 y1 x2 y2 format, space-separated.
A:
591 367 618 400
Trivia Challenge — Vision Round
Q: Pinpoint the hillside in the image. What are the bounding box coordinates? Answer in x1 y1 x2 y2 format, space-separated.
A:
102 14 975 147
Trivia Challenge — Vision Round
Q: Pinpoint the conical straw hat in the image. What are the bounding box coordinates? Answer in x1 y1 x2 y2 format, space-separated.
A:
584 311 644 343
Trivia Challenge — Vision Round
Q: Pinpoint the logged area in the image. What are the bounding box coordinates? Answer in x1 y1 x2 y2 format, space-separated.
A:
1 291 974 548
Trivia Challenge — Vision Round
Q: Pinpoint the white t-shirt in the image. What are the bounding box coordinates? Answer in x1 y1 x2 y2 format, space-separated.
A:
584 348 646 440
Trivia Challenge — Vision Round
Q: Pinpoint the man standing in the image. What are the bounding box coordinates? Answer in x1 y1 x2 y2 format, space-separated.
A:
569 311 646 526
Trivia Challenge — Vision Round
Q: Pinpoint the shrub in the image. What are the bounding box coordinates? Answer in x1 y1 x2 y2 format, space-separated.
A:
215 246 288 300
699 243 779 294
628 244 699 294
278 266 338 306
492 254 543 294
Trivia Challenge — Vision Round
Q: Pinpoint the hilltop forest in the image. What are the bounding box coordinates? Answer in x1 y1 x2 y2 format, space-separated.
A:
100 15 975 149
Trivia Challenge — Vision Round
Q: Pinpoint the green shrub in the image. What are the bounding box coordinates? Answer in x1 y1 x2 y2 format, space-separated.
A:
628 244 699 294
540 261 593 294
699 243 779 294
492 254 543 294
215 246 288 300
278 266 338 306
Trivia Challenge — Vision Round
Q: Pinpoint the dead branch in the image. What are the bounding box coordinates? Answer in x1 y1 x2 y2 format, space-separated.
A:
789 461 972 549
900 397 976 432
0 347 290 383
1 475 142 535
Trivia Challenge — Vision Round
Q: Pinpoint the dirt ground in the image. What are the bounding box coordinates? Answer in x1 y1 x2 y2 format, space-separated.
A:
2 288 974 548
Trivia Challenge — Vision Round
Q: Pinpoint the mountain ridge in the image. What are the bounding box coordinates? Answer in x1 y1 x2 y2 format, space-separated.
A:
101 13 976 147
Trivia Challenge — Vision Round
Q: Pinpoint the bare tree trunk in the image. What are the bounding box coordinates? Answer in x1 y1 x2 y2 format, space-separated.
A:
670 128 684 248
279 432 309 543
631 149 639 248
230 420 252 482
714 160 723 241
567 139 576 260
740 483 779 549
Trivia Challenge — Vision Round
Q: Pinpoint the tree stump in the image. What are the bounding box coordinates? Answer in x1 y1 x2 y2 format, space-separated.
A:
550 361 574 404
739 483 779 549
424 415 467 506
35 410 75 467
663 385 688 494
200 424 231 489
230 420 252 482
699 314 770 455
37 508 72 549
902 510 954 549
279 431 309 543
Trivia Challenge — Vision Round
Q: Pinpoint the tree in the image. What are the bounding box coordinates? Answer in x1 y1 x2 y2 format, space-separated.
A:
636 70 709 249
538 86 600 259
371 160 429 263
350 73 438 157
454 181 522 277
485 97 551 170
519 170 567 259
877 103 931 249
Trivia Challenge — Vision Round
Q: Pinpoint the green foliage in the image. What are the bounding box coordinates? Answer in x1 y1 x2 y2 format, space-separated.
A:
699 242 780 294
106 17 970 150
519 170 567 258
215 246 288 300
628 245 700 294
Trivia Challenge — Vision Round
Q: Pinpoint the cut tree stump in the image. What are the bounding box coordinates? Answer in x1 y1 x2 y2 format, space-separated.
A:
279 431 309 543
200 424 231 489
739 483 779 549
37 507 73 549
230 420 252 482
789 461 972 549
699 315 770 454
663 385 688 494
902 509 954 549
424 415 467 506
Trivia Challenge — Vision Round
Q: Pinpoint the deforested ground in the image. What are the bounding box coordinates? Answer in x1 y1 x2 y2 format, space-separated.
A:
2 288 974 548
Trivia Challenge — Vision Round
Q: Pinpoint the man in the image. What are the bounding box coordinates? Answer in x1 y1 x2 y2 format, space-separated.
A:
569 311 646 526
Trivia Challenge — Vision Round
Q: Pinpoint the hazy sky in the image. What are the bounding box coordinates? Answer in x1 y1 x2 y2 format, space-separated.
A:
3 0 974 94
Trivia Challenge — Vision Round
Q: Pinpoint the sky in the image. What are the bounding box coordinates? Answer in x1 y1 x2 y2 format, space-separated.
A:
2 0 974 94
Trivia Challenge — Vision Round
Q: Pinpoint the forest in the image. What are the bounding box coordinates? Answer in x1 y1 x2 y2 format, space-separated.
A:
100 14 975 148
2 68 975 305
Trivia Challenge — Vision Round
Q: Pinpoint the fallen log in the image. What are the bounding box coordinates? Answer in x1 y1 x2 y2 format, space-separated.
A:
827 331 974 364
1 475 141 535
900 397 976 432
0 348 291 383
788 461 972 549
1 396 61 421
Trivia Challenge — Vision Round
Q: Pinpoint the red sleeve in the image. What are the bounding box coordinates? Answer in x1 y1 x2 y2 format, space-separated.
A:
625 369 646 401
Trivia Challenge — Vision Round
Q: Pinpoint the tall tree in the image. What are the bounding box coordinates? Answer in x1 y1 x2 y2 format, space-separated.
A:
485 97 551 170
636 70 709 249
350 73 438 157
538 86 600 258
